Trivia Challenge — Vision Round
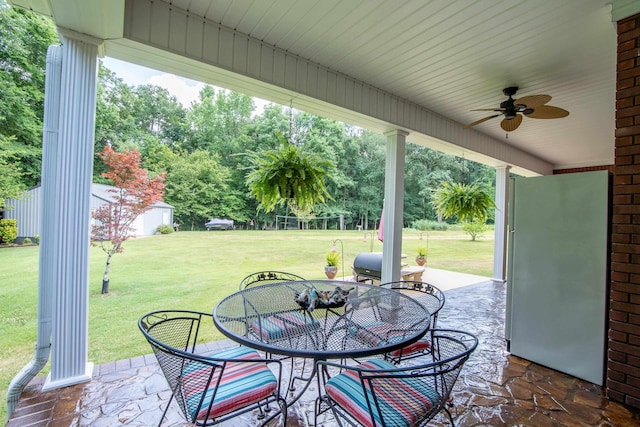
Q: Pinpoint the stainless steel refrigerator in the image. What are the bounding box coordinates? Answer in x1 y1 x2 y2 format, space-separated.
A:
505 170 610 385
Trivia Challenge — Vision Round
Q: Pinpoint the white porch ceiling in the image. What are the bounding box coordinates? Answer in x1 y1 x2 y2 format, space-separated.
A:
10 0 620 175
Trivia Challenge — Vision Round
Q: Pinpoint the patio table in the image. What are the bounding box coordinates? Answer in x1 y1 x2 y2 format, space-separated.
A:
213 280 431 403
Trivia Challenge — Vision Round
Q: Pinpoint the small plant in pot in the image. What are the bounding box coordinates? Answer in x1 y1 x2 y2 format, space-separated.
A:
325 251 340 279
416 247 428 266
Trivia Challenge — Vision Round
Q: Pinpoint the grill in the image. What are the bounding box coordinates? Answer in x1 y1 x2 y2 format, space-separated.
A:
352 252 383 282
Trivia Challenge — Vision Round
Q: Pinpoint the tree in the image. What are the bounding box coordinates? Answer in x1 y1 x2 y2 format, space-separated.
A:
131 84 187 145
91 146 165 293
94 64 137 166
0 135 27 210
431 182 495 241
163 150 237 230
0 1 57 187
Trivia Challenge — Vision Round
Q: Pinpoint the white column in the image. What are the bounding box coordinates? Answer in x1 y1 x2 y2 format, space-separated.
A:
43 30 101 390
492 166 511 283
381 130 408 283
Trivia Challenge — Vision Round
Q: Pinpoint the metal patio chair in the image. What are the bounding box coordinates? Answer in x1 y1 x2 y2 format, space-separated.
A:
316 329 478 427
138 310 287 426
239 270 317 356
238 271 319 392
239 270 306 289
381 280 446 363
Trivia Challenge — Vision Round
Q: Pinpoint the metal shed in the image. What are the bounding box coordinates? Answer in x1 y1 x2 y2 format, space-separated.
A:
4 183 173 239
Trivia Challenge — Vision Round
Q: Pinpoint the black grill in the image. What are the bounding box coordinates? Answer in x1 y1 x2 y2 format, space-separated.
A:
352 252 383 282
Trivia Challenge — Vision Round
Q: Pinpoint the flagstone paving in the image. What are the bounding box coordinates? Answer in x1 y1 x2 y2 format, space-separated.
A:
7 280 640 426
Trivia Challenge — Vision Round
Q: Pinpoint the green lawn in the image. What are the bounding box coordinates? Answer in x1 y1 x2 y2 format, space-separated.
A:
0 229 493 420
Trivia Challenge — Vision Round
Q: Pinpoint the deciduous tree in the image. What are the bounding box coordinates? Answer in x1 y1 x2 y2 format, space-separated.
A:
0 135 27 210
0 1 57 187
163 150 237 230
91 146 165 293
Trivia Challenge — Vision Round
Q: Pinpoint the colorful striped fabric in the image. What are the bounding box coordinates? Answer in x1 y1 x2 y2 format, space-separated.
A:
251 311 320 341
349 321 409 347
181 346 278 421
325 359 440 427
388 339 430 357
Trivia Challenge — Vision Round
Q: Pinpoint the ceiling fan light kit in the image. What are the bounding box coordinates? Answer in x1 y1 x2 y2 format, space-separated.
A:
465 86 569 132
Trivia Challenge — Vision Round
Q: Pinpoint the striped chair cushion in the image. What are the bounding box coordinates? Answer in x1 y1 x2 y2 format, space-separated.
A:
388 339 430 357
349 321 409 347
181 346 278 421
325 359 440 427
251 311 320 341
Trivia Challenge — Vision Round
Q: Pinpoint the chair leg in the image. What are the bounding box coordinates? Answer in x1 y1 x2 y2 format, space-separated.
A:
444 401 456 426
158 392 174 427
260 397 288 426
288 357 298 391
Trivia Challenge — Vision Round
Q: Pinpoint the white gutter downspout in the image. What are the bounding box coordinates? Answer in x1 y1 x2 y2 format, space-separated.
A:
6 44 62 420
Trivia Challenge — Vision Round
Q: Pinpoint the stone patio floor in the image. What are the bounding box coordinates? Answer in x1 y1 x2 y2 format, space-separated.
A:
7 276 640 426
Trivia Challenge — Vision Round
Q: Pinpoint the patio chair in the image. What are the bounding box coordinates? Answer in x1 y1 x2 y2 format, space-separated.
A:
381 280 446 363
239 270 306 289
239 270 318 352
316 329 478 427
138 310 287 426
238 272 319 392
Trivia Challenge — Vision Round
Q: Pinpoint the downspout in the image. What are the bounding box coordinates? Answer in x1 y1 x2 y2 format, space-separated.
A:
7 44 62 419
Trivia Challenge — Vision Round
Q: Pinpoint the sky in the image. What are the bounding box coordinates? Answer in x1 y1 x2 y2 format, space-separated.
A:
102 57 206 107
102 56 270 112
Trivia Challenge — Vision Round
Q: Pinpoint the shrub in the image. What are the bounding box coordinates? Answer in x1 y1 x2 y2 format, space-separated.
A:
0 219 18 244
22 238 32 245
462 220 488 241
156 224 174 234
34 235 40 244
412 219 449 231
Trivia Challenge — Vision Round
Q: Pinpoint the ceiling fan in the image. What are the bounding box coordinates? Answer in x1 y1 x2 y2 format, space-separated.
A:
465 86 569 132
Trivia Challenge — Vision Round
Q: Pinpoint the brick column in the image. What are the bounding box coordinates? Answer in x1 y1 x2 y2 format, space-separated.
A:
610 13 640 409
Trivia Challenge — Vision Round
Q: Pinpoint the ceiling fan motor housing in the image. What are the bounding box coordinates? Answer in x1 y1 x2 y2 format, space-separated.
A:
500 99 518 119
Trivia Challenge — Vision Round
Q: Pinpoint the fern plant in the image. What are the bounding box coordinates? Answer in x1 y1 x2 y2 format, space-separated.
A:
245 132 334 213
431 182 495 223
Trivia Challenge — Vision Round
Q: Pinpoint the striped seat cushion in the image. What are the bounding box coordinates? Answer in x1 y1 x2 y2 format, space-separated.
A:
325 359 440 427
349 321 409 347
388 339 431 357
181 346 278 421
251 311 320 341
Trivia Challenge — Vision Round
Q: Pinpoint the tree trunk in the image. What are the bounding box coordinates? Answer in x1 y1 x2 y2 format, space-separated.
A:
101 250 114 294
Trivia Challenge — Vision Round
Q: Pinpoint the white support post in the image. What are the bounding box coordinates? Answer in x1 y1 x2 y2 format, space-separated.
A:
42 30 101 390
492 166 511 283
381 130 408 284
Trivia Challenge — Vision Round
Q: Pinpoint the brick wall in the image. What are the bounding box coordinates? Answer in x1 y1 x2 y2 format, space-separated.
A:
610 13 640 409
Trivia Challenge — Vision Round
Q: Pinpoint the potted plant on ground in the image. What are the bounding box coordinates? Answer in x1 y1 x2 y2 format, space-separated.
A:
416 247 428 266
325 251 340 279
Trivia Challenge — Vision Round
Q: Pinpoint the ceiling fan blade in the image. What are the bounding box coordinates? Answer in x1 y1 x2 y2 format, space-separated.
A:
514 94 551 108
526 105 569 119
500 114 522 132
471 108 504 112
465 114 501 128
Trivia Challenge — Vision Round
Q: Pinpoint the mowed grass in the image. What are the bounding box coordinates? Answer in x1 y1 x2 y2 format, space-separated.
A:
0 229 493 419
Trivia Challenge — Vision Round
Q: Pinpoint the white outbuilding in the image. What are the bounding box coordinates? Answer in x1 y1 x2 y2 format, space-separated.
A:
3 183 173 239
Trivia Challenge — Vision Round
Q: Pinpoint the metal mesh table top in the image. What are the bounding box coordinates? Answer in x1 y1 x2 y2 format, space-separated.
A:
213 280 431 359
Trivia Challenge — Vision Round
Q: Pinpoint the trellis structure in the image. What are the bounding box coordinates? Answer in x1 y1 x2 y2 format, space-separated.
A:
275 214 344 231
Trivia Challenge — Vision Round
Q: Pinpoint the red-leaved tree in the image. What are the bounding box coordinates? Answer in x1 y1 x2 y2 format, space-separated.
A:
91 146 165 294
